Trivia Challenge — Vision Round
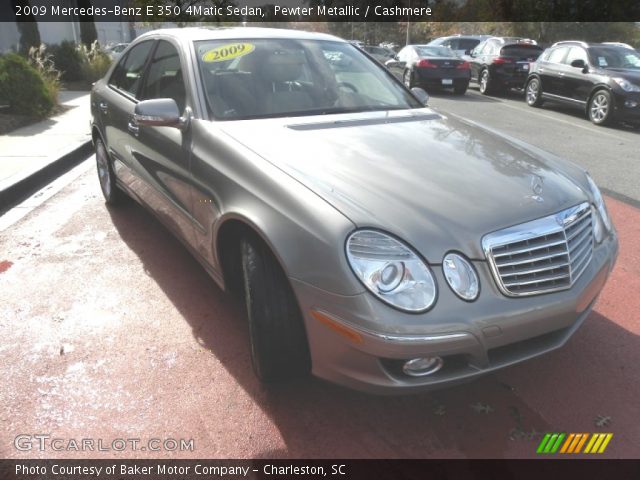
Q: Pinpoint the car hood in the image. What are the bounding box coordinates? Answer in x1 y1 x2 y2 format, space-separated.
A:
602 68 640 82
218 108 588 261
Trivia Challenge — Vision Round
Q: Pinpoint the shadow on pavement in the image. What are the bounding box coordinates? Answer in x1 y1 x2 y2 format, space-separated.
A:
108 200 637 458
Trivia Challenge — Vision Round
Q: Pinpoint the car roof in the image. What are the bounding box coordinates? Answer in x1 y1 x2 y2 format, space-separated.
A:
136 26 344 43
551 40 636 50
432 35 491 40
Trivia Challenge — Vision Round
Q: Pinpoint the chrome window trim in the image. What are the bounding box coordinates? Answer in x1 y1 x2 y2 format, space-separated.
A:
482 202 593 297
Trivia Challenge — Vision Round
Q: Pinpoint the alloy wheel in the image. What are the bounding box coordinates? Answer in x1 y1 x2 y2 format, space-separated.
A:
403 70 412 88
96 143 111 198
590 93 609 123
526 79 539 105
480 70 489 93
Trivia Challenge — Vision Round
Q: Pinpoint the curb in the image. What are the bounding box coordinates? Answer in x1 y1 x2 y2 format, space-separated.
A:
0 140 93 215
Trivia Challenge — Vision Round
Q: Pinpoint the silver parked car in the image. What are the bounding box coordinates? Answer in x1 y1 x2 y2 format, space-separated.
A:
91 27 618 394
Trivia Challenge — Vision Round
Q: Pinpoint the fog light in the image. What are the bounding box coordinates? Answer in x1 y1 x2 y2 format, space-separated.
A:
624 100 638 108
402 356 443 377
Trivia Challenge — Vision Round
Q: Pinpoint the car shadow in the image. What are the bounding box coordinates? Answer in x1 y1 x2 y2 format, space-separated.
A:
108 200 638 458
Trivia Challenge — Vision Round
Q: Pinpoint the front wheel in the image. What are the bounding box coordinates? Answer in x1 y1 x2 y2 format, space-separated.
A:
588 90 614 126
525 77 544 107
241 236 311 382
95 138 126 205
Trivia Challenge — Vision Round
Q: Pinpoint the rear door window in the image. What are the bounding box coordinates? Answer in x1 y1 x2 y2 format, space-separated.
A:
547 47 569 64
501 45 544 59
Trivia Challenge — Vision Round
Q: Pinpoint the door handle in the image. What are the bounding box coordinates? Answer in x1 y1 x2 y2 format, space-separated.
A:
538 67 544 72
127 120 140 136
98 102 108 114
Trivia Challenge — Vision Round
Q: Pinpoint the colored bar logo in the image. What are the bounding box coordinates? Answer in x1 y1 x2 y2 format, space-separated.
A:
537 433 613 454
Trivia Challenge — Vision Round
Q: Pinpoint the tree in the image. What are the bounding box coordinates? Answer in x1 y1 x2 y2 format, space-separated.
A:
12 1 41 55
76 0 98 46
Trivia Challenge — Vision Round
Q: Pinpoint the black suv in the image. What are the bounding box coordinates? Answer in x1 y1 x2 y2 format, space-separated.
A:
468 37 543 95
526 41 640 126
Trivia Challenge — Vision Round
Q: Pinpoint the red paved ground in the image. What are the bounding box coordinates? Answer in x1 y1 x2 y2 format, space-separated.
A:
0 171 638 459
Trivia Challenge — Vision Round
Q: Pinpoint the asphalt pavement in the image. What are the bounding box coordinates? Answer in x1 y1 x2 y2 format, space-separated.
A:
428 86 640 206
0 87 638 459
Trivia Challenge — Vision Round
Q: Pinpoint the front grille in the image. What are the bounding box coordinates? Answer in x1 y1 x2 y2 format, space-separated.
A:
482 202 593 296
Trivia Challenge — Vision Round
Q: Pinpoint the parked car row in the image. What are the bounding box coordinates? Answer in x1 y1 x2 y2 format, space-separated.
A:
379 35 639 127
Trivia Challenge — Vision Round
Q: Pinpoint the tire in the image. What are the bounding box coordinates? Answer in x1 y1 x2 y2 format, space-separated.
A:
241 235 311 382
588 89 614 126
478 68 495 95
403 69 414 89
454 83 468 95
95 138 126 205
525 77 544 107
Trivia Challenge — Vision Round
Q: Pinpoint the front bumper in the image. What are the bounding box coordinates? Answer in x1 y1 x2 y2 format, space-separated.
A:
292 231 618 394
613 91 640 122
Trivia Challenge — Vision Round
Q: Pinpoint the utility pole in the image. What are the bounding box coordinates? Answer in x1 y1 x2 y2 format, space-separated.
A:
405 0 411 45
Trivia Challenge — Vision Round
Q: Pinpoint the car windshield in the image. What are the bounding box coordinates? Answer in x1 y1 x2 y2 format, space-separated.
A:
588 47 640 69
415 46 455 57
195 39 421 120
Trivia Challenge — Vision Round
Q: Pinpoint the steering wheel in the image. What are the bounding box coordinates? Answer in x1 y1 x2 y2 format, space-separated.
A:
337 81 359 93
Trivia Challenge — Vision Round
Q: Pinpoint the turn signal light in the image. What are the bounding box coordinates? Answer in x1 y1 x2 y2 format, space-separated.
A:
311 310 363 344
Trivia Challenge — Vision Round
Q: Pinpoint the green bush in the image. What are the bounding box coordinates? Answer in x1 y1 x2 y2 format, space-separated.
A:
28 44 61 105
49 40 84 82
0 53 54 118
77 41 112 84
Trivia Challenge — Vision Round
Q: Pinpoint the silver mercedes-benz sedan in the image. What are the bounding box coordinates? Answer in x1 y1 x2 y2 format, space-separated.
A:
90 27 618 394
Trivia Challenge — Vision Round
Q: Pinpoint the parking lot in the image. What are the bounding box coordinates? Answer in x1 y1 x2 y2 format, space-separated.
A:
1 83 638 459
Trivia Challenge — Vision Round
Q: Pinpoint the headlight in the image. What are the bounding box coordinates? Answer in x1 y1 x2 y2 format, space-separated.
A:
346 230 437 313
612 77 640 92
586 174 612 237
442 253 479 301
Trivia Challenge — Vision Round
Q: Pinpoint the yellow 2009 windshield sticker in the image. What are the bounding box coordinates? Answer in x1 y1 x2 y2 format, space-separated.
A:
202 43 255 63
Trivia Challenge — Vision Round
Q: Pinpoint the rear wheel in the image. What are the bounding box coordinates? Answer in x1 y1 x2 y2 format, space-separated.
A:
478 69 495 95
241 235 311 382
454 83 468 95
525 77 544 107
95 138 126 205
588 90 614 126
403 69 414 89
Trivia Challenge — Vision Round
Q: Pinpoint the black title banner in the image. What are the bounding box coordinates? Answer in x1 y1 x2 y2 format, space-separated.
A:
4 0 640 22
1 459 640 480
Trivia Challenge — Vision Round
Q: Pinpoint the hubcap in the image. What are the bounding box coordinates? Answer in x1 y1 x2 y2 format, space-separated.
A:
526 80 539 104
590 94 608 122
96 146 111 197
480 71 488 91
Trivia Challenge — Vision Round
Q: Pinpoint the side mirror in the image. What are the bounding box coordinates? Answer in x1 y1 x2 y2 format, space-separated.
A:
464 49 471 55
570 59 586 69
134 98 186 129
411 87 429 106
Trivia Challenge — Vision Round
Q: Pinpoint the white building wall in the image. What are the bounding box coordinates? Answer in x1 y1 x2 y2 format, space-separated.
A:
36 22 78 45
0 22 20 52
